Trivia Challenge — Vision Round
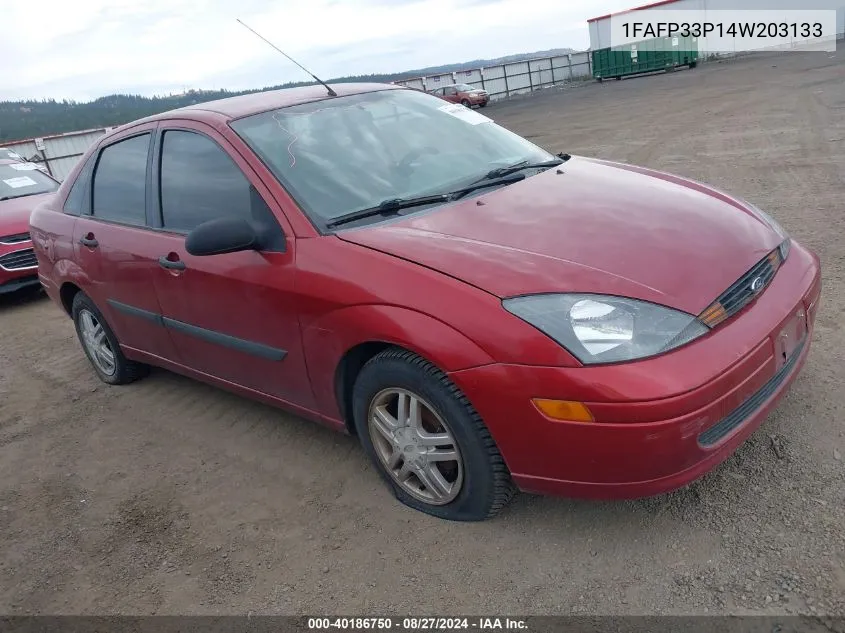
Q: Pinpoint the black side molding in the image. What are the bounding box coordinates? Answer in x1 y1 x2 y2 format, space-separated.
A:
107 299 163 326
106 299 287 362
162 317 288 361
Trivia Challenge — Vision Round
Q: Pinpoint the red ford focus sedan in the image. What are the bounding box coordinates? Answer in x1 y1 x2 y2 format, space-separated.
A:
30 84 821 521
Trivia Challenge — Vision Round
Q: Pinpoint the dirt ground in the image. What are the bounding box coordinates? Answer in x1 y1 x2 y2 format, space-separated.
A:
1 48 843 616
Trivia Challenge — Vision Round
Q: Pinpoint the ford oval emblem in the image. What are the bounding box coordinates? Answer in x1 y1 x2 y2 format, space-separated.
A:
750 276 765 293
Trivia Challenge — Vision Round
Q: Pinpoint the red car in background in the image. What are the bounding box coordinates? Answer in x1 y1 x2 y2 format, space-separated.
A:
30 84 820 521
430 83 489 107
1 159 59 294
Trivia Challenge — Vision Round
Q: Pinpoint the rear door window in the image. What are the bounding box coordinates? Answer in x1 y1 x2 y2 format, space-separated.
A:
91 134 150 225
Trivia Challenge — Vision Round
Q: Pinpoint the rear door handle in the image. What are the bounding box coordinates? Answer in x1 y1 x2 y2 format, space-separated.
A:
158 256 186 271
79 236 98 248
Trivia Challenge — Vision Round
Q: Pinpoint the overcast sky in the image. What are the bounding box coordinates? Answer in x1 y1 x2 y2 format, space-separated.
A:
1 0 637 102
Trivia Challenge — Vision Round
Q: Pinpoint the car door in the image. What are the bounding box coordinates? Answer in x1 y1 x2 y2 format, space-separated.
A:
147 121 314 408
444 86 460 103
73 125 180 362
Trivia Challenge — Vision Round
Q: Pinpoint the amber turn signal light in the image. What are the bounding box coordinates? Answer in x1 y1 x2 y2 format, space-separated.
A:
532 399 594 422
699 302 728 328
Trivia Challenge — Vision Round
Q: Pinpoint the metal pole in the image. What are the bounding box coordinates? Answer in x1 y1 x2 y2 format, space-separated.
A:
503 64 510 98
39 150 55 178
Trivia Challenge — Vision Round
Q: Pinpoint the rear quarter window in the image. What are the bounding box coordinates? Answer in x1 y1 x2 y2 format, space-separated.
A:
63 155 95 215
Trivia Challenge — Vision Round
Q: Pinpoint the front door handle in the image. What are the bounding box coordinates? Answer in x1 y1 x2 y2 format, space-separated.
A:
79 235 98 248
158 255 186 271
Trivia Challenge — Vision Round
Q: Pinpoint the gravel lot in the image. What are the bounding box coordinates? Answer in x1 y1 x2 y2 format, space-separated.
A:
1 49 843 616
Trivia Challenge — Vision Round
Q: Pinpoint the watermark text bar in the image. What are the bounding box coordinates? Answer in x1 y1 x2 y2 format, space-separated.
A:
610 10 838 52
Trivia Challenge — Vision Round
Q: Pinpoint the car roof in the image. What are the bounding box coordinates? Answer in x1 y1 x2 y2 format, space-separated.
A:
135 82 403 125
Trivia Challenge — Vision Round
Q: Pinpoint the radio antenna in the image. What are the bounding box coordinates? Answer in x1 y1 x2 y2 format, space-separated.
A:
236 19 337 97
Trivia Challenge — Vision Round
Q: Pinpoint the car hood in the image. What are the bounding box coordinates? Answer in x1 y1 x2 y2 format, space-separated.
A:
337 157 783 315
1 192 54 236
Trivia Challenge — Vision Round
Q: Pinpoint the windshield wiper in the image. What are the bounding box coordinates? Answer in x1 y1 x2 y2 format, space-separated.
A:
326 174 526 229
481 158 564 181
448 172 526 200
326 193 451 228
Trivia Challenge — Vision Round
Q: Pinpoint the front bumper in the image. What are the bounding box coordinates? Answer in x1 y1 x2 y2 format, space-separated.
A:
0 273 40 295
0 243 39 295
449 241 821 499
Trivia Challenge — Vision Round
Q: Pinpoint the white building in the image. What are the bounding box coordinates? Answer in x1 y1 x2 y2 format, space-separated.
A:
588 0 845 53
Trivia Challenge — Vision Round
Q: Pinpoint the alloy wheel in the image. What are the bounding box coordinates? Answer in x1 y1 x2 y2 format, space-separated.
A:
367 388 464 505
78 308 116 376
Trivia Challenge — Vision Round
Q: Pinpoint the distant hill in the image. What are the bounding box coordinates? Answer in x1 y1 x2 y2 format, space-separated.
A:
0 48 574 142
400 47 577 75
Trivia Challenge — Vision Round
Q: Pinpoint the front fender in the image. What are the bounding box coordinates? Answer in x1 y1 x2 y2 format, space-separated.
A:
303 304 496 420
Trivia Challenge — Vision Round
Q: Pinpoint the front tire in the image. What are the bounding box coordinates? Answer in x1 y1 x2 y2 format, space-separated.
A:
460 99 471 108
352 348 515 521
72 292 148 385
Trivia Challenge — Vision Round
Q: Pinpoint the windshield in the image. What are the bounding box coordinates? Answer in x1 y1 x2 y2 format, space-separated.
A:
231 89 553 227
0 163 58 201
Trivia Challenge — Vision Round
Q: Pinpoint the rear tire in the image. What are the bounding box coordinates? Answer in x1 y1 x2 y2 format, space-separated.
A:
72 292 149 385
352 347 516 521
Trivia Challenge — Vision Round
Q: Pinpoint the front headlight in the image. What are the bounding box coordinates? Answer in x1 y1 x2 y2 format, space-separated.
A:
503 294 708 365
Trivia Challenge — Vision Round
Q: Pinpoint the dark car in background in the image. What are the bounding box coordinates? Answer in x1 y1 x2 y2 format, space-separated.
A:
430 83 489 107
0 159 59 294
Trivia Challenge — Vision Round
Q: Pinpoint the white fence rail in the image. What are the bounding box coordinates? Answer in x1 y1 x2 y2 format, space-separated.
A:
1 128 109 182
395 52 593 100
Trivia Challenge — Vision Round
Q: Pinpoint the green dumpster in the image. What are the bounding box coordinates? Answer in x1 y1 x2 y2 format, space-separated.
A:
592 34 699 81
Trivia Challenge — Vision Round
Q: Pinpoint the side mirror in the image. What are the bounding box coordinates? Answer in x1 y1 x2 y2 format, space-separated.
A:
185 217 260 257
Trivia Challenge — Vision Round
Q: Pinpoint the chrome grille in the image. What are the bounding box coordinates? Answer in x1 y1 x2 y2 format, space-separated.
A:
0 248 37 270
718 255 778 317
0 232 30 245
699 247 783 328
